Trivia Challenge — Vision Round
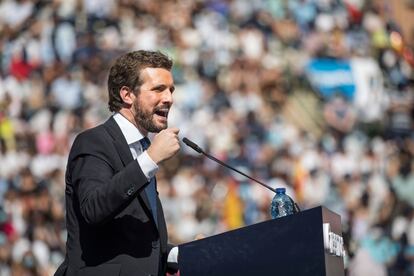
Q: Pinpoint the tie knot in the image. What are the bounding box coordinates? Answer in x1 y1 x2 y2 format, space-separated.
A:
140 137 151 151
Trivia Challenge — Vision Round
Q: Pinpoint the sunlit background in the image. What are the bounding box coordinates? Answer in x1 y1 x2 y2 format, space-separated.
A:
0 0 414 275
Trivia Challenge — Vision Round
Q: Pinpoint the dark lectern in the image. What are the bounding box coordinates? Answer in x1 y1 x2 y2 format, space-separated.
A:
178 206 344 276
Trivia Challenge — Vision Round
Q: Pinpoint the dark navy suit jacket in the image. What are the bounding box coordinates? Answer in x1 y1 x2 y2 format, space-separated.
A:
55 117 173 276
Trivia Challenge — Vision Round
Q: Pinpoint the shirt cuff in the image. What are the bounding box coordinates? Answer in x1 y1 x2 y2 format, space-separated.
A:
136 151 158 180
168 246 179 263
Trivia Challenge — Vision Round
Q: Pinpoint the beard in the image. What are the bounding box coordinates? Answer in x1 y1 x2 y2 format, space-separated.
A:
132 99 168 133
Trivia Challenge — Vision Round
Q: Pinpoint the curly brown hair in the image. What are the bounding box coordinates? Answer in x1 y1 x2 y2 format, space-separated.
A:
107 50 173 112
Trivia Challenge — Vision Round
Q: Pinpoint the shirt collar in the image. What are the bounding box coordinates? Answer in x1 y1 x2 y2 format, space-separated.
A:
113 112 145 145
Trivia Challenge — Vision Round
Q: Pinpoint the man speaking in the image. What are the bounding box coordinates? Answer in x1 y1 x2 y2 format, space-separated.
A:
55 50 180 276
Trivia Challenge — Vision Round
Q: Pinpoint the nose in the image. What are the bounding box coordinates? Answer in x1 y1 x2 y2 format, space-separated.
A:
161 89 173 105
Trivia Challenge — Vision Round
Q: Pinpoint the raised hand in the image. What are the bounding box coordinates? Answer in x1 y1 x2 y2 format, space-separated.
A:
147 128 180 164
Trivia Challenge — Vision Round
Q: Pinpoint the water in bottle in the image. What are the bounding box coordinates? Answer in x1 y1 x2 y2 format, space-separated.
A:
270 188 294 219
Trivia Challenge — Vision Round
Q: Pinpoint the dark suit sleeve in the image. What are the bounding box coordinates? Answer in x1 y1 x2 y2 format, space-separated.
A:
71 149 149 226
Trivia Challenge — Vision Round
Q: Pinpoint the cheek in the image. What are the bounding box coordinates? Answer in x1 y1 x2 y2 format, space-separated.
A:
138 94 159 108
135 98 158 116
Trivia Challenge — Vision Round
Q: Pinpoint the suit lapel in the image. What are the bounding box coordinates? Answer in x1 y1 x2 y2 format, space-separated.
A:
103 117 133 166
103 117 155 228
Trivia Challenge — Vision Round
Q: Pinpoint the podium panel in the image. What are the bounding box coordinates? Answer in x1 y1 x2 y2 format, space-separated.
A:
178 206 344 276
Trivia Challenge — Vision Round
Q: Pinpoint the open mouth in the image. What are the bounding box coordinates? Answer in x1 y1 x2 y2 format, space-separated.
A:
154 109 169 119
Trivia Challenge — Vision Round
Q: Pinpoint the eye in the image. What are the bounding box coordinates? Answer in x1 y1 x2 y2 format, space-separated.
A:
152 85 166 92
151 84 175 93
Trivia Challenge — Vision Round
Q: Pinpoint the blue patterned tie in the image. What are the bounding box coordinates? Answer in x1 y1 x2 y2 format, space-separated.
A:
140 137 158 226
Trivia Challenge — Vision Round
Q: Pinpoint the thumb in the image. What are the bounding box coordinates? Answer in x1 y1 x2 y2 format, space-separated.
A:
168 127 180 134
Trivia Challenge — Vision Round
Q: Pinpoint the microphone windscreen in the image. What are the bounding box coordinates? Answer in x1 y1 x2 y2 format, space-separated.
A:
182 137 203 153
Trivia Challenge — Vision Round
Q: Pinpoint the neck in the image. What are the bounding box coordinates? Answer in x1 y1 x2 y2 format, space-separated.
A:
118 109 148 136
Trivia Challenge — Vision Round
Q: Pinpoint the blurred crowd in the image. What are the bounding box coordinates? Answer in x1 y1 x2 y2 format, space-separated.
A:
0 0 413 275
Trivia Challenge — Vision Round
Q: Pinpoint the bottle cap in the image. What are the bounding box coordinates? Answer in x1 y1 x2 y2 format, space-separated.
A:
275 188 286 193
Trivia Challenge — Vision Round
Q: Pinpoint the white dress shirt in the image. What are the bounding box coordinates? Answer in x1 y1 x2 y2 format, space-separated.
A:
113 112 158 180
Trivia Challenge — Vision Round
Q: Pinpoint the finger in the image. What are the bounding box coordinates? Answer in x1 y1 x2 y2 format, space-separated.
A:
168 127 180 134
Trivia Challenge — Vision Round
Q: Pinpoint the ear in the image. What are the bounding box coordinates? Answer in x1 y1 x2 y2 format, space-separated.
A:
119 86 134 106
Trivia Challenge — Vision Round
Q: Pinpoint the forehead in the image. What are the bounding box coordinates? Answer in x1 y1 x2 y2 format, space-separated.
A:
139 67 174 86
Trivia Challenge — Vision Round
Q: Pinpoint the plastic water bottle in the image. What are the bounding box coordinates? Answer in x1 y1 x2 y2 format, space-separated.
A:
270 188 294 219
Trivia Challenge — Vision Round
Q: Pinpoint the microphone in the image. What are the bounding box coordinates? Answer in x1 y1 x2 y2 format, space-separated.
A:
182 137 203 154
183 137 277 193
182 137 300 213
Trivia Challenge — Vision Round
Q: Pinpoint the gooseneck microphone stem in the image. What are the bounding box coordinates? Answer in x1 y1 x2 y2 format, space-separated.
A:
182 137 277 194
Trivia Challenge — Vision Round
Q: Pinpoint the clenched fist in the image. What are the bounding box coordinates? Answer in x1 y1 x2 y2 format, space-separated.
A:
147 128 180 164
